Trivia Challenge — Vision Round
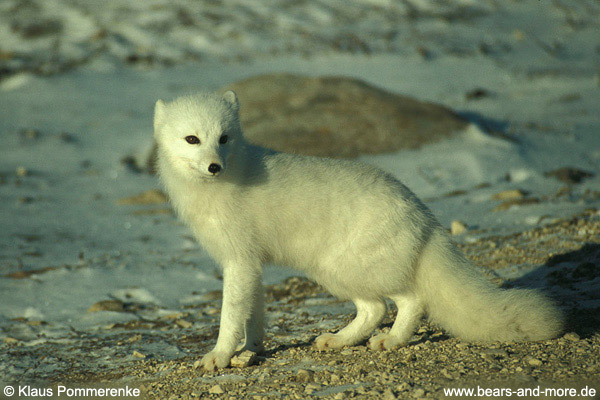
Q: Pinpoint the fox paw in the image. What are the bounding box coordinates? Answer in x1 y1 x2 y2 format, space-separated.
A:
368 334 406 351
314 333 349 351
198 350 232 371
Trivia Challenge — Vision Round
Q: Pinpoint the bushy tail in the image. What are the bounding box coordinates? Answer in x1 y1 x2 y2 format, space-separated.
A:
415 231 564 342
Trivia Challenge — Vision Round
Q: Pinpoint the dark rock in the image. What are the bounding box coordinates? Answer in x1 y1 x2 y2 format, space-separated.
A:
545 167 595 184
222 74 469 158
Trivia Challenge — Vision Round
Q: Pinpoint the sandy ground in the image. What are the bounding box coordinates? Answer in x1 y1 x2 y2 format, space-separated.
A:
3 210 595 399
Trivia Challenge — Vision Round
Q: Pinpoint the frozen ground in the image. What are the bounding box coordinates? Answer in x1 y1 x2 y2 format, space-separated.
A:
0 0 599 390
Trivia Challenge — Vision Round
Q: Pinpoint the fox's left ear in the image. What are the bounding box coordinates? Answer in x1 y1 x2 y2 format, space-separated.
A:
222 90 239 109
154 99 166 132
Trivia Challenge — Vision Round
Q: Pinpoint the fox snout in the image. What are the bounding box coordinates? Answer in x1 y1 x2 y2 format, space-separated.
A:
208 163 222 175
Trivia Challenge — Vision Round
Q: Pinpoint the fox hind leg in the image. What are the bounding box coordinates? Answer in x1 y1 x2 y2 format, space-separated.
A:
368 293 423 350
315 298 386 350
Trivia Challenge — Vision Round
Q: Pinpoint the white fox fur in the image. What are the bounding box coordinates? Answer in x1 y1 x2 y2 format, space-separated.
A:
153 91 564 371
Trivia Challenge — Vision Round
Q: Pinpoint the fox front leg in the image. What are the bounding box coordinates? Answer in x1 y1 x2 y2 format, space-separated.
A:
200 261 263 371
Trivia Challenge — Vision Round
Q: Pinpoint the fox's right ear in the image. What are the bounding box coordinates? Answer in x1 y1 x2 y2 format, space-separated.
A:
222 90 239 109
154 99 166 133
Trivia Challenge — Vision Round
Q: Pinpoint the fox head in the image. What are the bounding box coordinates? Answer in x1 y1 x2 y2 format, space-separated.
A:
153 91 242 180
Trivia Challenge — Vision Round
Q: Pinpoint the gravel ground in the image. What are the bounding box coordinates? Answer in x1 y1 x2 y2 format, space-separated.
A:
31 209 600 399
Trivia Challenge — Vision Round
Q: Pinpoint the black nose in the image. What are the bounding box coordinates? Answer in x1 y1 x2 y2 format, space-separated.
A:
208 163 221 174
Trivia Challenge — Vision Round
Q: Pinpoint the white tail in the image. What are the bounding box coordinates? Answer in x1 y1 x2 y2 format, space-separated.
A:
416 231 564 342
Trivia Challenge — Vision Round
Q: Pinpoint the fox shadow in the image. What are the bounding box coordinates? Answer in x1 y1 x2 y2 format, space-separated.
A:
505 243 600 338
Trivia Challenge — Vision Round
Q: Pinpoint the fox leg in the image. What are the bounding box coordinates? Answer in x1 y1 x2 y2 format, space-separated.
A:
238 285 265 353
315 298 386 350
368 292 423 350
200 261 262 371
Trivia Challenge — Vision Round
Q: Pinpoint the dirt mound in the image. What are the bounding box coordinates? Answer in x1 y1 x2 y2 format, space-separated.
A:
223 74 469 158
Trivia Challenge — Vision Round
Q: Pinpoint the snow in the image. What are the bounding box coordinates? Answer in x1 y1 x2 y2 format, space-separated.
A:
0 0 599 384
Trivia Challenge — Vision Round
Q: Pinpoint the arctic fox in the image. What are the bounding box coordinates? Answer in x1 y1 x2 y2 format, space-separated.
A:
153 91 563 371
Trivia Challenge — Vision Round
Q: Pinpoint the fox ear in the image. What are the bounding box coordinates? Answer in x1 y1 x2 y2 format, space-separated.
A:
154 99 166 132
222 90 239 108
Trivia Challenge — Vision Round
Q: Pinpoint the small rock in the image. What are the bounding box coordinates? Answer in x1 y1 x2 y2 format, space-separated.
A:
205 307 220 315
132 350 146 359
296 368 314 383
175 319 193 329
412 388 426 398
208 385 225 394
202 290 223 301
87 300 124 313
545 167 594 184
116 189 168 205
480 348 508 359
59 132 76 143
15 166 28 177
491 189 526 201
396 382 411 392
3 337 19 344
492 197 540 212
382 388 397 400
304 383 322 394
527 357 543 367
440 368 453 379
121 155 143 173
20 128 40 140
230 350 257 368
451 220 468 235
127 334 142 343
465 88 491 101
563 332 580 342
330 373 341 384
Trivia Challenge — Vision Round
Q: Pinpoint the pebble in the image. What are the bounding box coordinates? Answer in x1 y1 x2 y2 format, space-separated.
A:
116 189 168 205
296 368 314 383
20 128 40 140
15 166 29 177
396 382 411 392
230 350 257 368
175 319 192 329
202 290 223 301
451 220 468 235
527 357 543 367
412 388 426 398
132 351 146 359
480 348 508 359
87 300 124 313
563 332 580 342
382 388 397 400
208 385 225 394
304 383 322 394
491 189 526 201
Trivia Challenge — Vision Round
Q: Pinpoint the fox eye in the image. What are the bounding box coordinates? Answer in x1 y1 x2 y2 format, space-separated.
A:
185 135 200 144
219 135 229 144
